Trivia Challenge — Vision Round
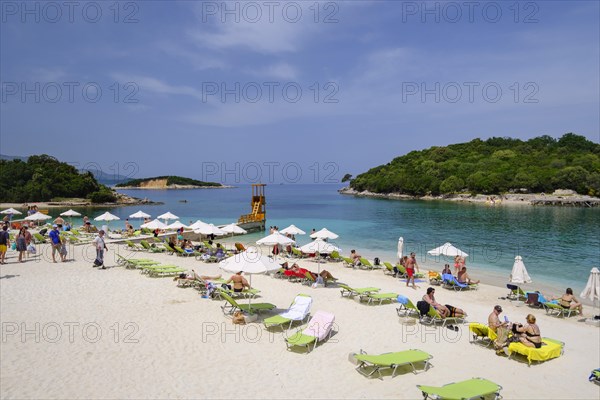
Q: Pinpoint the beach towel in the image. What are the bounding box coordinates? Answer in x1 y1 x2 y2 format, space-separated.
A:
397 295 409 305
279 296 313 321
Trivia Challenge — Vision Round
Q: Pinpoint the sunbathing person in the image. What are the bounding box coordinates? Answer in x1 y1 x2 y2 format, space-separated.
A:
226 271 250 292
513 314 542 348
175 270 222 282
422 287 450 318
457 266 480 284
554 288 583 314
442 264 452 275
350 249 361 266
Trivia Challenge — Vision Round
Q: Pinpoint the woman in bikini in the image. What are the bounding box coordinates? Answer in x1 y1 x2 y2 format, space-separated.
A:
514 314 542 348
556 288 583 314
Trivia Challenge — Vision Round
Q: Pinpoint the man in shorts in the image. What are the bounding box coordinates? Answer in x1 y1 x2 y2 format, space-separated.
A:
0 225 10 264
406 252 420 288
49 224 65 263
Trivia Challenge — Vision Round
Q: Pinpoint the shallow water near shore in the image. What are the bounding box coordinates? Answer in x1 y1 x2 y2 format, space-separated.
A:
35 184 599 294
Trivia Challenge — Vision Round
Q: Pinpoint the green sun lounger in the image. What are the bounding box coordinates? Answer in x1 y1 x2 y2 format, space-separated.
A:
141 240 167 253
383 262 396 276
33 233 46 244
147 266 185 277
285 310 335 353
506 284 526 301
359 292 399 305
341 256 355 267
353 349 433 378
339 284 380 298
543 302 579 318
213 286 261 300
589 368 600 384
396 297 421 318
220 292 275 315
125 240 144 251
417 377 503 400
328 250 341 262
264 294 312 330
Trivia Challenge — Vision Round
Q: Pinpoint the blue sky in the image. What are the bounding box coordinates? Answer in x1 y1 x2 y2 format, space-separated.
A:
1 1 598 184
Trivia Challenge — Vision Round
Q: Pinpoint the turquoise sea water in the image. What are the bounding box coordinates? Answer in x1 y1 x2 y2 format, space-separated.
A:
50 184 599 292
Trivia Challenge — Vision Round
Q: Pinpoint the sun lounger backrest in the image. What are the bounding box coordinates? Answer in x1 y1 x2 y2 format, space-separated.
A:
280 296 312 320
303 311 335 340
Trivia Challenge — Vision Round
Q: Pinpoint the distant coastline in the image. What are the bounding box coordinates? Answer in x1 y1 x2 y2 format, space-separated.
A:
338 187 600 207
116 185 234 190
0 192 163 209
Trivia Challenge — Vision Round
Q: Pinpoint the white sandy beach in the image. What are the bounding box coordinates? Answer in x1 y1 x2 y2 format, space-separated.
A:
1 242 599 400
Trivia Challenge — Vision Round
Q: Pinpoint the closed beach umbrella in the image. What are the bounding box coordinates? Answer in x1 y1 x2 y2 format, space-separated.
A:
427 242 468 258
397 237 404 261
129 210 151 219
256 232 295 246
25 212 52 221
221 223 248 235
157 212 179 222
299 239 340 254
509 256 532 284
310 228 339 240
280 224 306 235
194 223 226 236
581 268 600 314
166 221 189 230
140 219 168 230
219 247 281 304
1 208 22 215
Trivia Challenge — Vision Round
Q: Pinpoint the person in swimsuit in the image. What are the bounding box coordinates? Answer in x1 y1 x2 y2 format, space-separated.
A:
513 314 542 348
422 287 449 318
457 266 480 284
406 253 420 288
555 288 583 315
226 271 250 293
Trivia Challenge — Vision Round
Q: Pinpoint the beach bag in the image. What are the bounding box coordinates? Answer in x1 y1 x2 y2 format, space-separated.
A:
93 258 103 267
232 311 246 325
374 257 380 266
27 244 36 254
416 301 430 316
11 243 16 250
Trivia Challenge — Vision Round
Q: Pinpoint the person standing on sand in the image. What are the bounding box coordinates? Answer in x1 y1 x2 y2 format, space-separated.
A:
406 252 419 288
0 225 10 264
92 230 108 269
488 305 510 355
49 225 65 263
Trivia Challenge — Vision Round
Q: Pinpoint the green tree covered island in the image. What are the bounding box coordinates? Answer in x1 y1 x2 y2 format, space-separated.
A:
0 155 117 203
349 134 600 196
115 176 222 188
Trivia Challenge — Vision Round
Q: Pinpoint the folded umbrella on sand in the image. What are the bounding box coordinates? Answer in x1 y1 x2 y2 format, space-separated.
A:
581 267 600 321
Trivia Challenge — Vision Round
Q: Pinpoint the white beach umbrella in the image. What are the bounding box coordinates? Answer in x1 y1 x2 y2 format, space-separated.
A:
280 224 306 235
60 209 81 217
221 223 248 234
299 239 340 254
427 242 468 258
188 220 210 230
397 237 404 261
166 221 189 230
129 210 151 219
94 212 120 231
157 212 179 221
194 223 226 236
581 268 600 312
256 232 295 246
219 247 281 304
94 212 120 222
24 212 52 221
310 228 339 240
140 219 168 230
1 208 22 215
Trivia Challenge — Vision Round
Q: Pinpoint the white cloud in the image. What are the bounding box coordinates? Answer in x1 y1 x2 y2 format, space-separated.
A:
111 74 203 100
246 62 299 80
